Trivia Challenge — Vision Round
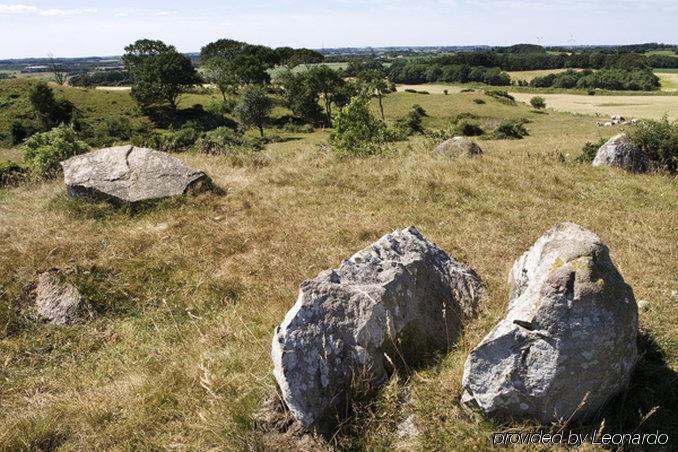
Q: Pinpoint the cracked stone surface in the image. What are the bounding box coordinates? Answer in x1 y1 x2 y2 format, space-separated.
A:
272 226 486 430
433 137 483 157
461 222 638 423
61 145 211 203
34 271 82 325
592 133 647 173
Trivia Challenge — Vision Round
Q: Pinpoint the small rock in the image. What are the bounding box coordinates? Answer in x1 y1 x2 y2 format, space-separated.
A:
433 137 483 157
61 145 211 203
272 226 486 431
34 271 82 325
592 134 647 173
461 222 638 423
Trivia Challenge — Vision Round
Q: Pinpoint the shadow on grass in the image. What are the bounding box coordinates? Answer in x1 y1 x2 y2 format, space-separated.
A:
592 330 677 440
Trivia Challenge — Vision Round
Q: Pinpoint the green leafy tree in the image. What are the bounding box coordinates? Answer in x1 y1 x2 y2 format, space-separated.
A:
358 69 393 120
530 96 546 109
306 65 346 126
330 94 386 156
29 82 75 129
279 70 324 125
200 39 245 99
288 48 324 68
122 39 175 77
235 86 272 137
129 47 200 113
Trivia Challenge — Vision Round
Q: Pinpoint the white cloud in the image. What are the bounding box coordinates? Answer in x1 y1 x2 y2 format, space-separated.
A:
157 11 178 16
0 3 97 16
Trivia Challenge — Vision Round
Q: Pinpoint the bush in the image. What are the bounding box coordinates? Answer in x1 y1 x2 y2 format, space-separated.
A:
404 89 417 93
206 99 236 116
281 122 315 133
485 90 515 102
394 104 428 136
105 116 133 140
628 116 678 173
10 119 40 145
330 95 387 157
196 127 245 154
530 96 546 109
576 137 607 163
22 125 89 178
492 120 529 139
454 121 485 136
0 160 28 186
158 126 200 152
473 98 486 104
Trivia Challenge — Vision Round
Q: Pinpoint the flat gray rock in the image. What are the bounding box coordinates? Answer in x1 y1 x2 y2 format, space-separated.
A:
461 223 638 423
61 145 211 203
34 271 82 325
272 227 486 430
433 137 483 157
592 133 647 173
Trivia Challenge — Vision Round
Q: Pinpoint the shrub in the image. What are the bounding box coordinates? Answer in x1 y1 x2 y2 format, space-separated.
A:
0 160 28 186
404 89 417 93
454 121 485 136
485 90 515 101
628 116 678 173
10 119 40 145
22 125 89 178
196 127 245 154
158 126 200 152
417 90 430 95
206 99 236 116
492 120 529 139
530 96 546 109
282 122 315 133
330 95 387 157
473 98 486 104
394 104 427 136
105 116 132 140
576 137 607 163
460 88 475 93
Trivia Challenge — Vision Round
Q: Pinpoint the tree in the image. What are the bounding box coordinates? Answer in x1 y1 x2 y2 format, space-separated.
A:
123 39 175 77
288 48 324 69
357 69 392 121
305 65 346 127
29 82 75 128
200 39 245 99
128 46 200 113
530 96 546 109
47 53 66 86
279 70 324 125
235 86 272 137
330 94 386 157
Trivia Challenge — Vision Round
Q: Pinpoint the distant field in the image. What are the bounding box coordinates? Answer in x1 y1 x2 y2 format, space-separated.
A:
655 70 678 91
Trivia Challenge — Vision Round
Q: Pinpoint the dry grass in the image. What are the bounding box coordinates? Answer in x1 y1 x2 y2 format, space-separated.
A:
0 91 676 450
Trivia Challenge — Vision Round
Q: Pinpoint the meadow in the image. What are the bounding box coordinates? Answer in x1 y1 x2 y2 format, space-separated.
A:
0 84 676 450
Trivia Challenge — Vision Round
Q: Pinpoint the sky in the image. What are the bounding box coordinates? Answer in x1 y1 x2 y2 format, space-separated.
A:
0 0 676 58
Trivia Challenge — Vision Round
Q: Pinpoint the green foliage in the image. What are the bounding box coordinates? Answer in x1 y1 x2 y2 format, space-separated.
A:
473 98 486 104
628 116 678 173
104 116 132 140
122 39 175 76
127 42 201 112
234 86 272 137
388 61 511 86
157 125 200 152
330 94 387 157
305 65 349 126
484 90 515 103
195 127 265 154
394 104 427 136
0 160 27 186
29 82 75 128
576 137 607 163
454 121 485 136
492 120 529 139
206 99 236 116
22 125 89 178
530 96 546 109
279 70 324 125
531 68 660 91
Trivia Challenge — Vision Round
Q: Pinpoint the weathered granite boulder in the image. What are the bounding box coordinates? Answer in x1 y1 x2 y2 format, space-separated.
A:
592 134 647 173
61 145 211 202
433 137 483 157
33 271 82 325
272 227 486 430
461 223 638 423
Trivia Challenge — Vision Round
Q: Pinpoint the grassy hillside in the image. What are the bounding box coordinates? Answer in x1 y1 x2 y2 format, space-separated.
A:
0 89 676 450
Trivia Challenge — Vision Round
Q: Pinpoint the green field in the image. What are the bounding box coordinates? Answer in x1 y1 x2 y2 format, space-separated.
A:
1 80 676 450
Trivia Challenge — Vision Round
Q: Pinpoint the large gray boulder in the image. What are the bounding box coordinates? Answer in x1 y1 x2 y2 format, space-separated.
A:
61 145 211 203
272 227 486 430
433 136 483 157
34 271 82 325
592 133 647 173
461 223 638 423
